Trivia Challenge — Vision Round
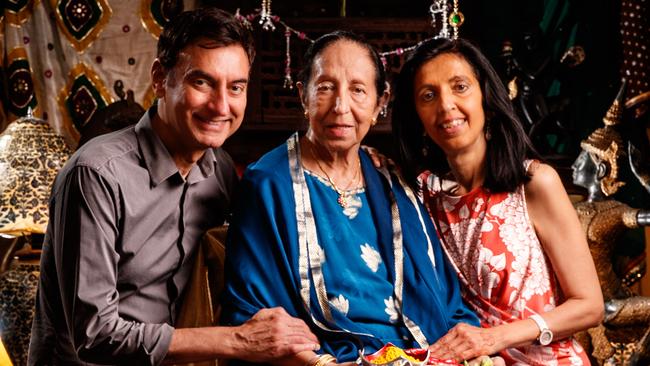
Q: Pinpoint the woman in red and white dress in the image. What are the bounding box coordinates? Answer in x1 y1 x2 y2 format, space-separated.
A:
391 38 603 365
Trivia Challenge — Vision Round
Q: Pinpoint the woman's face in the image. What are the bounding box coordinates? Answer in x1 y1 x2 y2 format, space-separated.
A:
413 53 486 157
299 40 384 153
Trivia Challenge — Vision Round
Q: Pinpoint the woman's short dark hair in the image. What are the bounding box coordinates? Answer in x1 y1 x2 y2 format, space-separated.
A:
392 37 536 193
157 8 255 70
297 31 386 102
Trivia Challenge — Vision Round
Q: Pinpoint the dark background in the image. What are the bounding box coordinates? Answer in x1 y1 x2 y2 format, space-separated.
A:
203 0 622 168
202 0 649 257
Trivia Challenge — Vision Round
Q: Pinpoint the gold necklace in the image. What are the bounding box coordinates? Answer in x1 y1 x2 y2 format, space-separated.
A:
310 145 362 208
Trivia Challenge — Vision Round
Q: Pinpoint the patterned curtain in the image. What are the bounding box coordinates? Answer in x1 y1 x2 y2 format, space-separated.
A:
620 0 649 100
1 0 195 147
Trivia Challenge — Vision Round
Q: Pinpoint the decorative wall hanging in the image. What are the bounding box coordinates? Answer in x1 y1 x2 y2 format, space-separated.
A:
5 0 38 26
139 0 183 39
51 0 113 52
57 62 113 137
6 47 39 118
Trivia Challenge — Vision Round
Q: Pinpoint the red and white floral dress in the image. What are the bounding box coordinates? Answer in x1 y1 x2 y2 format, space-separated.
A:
419 168 590 366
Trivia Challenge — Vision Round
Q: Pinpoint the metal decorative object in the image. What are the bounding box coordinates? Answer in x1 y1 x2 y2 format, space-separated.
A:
580 82 627 196
0 111 73 236
572 82 650 366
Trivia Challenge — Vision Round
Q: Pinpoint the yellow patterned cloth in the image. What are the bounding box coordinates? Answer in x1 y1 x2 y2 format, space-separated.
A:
0 339 13 366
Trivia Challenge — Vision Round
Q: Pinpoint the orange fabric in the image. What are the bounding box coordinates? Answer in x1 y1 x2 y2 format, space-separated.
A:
420 171 590 366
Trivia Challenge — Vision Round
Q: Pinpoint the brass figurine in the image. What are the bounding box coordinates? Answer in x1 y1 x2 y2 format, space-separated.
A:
572 82 650 365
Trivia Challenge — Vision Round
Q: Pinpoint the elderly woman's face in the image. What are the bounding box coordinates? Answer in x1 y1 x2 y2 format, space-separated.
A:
413 53 485 156
300 40 382 152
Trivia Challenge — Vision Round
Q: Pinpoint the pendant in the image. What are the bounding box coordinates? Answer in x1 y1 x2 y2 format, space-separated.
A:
337 193 348 208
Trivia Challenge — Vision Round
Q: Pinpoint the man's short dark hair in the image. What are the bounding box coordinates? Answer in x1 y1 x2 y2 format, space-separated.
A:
157 8 255 70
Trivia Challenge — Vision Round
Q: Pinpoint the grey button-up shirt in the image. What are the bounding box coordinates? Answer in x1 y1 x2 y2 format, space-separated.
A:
28 109 238 365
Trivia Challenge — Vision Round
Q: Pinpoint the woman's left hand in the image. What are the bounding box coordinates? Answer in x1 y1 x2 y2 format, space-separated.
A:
428 323 502 362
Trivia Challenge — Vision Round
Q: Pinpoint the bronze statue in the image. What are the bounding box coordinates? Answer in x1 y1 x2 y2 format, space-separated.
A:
572 82 650 365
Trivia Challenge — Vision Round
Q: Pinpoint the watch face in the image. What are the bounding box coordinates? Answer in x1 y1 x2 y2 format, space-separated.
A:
539 329 553 345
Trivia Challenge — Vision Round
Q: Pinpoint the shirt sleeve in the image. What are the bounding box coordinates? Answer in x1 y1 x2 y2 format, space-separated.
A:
54 165 173 365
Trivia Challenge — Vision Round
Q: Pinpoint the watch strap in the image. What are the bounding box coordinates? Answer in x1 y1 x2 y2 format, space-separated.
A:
529 314 549 332
529 314 553 345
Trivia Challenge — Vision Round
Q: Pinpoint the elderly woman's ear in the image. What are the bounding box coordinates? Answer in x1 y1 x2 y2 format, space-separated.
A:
296 81 307 107
296 81 309 118
375 81 391 118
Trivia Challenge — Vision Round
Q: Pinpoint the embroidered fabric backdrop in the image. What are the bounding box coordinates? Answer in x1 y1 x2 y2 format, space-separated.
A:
1 0 196 147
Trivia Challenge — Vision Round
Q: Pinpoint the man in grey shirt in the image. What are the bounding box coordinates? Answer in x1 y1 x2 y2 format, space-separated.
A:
28 8 319 366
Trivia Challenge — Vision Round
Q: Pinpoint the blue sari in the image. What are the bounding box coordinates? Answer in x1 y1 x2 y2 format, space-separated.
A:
222 134 478 362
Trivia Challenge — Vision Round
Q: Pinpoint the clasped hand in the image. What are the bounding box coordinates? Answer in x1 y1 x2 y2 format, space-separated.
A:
428 323 504 366
235 307 320 362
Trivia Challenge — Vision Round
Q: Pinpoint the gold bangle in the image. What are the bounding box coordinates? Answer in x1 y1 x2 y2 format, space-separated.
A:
306 355 321 366
309 354 337 366
318 354 337 366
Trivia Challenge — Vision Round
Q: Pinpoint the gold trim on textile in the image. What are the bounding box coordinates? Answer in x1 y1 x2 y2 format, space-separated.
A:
288 133 430 347
5 0 39 26
139 0 163 40
57 62 114 141
288 135 331 321
6 47 42 121
50 0 113 52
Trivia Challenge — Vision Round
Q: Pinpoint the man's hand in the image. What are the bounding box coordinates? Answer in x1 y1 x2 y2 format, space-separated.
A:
428 323 503 363
233 307 320 362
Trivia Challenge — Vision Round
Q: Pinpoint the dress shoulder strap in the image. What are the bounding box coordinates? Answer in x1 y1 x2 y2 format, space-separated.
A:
524 159 541 176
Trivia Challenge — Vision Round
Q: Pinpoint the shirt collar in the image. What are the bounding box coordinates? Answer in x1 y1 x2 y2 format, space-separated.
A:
135 107 217 186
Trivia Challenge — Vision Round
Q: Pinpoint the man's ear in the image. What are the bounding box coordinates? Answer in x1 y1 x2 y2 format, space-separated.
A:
151 59 167 99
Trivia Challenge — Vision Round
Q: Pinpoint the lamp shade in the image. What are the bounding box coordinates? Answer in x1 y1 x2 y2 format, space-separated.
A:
0 115 73 236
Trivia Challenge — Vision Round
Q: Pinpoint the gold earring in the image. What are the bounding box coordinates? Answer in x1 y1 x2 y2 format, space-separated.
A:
304 110 308 118
371 117 377 126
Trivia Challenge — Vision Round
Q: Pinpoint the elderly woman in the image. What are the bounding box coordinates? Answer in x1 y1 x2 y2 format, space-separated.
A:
221 31 481 366
392 37 603 365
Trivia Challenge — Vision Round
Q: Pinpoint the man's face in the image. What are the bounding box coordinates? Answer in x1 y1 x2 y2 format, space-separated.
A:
154 42 250 155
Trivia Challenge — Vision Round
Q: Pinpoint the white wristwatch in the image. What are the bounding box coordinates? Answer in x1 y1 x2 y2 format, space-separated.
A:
529 314 553 346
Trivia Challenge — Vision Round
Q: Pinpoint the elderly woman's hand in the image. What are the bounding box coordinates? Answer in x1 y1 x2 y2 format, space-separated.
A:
428 323 504 363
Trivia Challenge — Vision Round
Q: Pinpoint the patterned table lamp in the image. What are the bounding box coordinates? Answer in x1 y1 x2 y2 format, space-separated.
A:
0 111 73 238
